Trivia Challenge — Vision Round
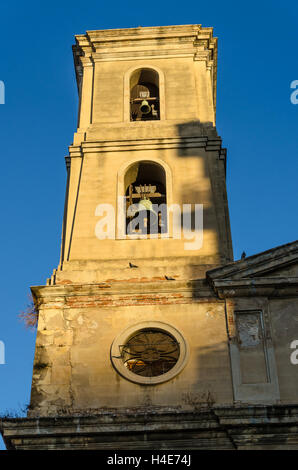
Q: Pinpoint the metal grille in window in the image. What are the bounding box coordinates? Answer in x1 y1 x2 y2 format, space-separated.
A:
120 329 180 377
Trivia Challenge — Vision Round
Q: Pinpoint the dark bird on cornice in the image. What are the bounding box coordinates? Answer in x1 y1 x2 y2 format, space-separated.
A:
129 262 138 268
241 251 246 260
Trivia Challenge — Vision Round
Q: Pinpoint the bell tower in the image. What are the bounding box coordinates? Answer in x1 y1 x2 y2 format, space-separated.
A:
3 25 238 450
34 22 234 423
4 24 298 451
54 24 232 287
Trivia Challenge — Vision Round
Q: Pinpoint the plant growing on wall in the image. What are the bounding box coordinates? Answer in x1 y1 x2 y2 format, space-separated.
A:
19 293 39 330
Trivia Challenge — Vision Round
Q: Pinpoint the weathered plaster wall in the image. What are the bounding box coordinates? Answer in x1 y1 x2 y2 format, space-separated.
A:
30 283 234 416
270 298 298 402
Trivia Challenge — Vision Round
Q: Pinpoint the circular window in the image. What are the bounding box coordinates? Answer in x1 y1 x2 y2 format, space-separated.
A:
111 321 189 385
122 329 180 377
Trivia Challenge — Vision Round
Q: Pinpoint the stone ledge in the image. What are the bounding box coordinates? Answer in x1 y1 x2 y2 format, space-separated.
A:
2 405 298 450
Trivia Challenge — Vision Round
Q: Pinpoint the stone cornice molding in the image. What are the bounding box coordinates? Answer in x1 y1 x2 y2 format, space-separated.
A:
72 24 218 105
207 240 298 298
207 240 298 281
210 277 298 299
68 135 224 155
73 24 216 57
3 404 298 449
31 279 216 301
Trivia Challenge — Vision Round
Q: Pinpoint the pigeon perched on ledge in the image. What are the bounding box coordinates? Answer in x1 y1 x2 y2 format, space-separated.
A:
129 262 138 268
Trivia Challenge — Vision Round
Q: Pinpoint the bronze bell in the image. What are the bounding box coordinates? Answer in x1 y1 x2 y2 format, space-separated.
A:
138 198 158 224
127 199 158 224
140 100 151 114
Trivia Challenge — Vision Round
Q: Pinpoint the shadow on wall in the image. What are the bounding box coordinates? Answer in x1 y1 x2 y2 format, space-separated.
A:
175 120 223 234
175 118 229 264
180 337 234 408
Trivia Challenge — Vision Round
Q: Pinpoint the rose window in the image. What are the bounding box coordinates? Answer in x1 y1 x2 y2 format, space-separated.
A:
120 329 180 377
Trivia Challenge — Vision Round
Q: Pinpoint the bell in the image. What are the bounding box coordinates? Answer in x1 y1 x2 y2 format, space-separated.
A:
139 198 154 211
138 198 158 224
127 199 159 234
140 100 151 114
127 199 158 223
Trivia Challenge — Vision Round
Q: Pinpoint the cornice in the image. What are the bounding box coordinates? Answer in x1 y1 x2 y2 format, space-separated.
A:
31 279 216 300
84 24 206 41
72 24 217 104
207 240 298 281
68 135 223 155
210 277 298 299
74 24 216 53
3 404 298 449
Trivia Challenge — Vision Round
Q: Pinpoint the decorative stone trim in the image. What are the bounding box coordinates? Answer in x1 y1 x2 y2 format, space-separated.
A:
110 321 189 385
3 405 298 449
67 136 224 155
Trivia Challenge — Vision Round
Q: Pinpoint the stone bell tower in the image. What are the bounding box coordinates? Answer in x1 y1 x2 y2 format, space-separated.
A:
56 24 233 285
3 24 298 451
2 25 242 450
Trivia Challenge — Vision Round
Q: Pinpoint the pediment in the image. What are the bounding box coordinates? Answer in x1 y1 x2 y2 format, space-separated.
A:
207 240 298 281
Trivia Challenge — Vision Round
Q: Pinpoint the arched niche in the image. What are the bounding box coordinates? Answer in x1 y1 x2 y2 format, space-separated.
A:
117 158 172 239
130 69 160 121
123 65 166 122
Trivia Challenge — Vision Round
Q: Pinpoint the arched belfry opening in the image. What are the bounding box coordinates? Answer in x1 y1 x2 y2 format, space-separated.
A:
130 69 160 121
124 161 167 235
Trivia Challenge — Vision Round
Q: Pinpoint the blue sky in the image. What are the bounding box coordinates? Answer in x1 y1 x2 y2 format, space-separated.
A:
0 0 297 450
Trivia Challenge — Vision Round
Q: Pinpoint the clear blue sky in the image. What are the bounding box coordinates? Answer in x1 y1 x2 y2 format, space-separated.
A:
0 0 297 450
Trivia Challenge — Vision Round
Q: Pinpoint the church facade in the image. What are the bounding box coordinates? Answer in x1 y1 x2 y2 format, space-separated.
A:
2 24 298 450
